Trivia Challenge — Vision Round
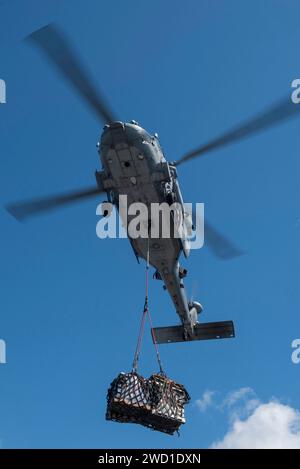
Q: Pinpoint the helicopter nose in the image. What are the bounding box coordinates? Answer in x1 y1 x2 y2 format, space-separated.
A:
100 120 149 149
103 121 125 130
101 121 127 147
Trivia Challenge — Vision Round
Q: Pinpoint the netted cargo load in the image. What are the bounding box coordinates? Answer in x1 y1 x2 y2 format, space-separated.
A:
106 371 190 435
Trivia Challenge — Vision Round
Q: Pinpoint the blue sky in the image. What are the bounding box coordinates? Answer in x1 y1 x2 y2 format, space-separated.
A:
0 0 300 449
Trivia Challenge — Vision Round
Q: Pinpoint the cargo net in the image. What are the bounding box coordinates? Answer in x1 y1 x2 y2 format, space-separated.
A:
106 371 190 435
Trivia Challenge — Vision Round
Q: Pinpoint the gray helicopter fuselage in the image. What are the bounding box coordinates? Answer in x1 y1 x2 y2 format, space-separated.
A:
98 121 199 330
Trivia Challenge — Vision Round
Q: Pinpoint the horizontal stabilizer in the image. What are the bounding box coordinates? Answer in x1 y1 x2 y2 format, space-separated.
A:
152 321 235 344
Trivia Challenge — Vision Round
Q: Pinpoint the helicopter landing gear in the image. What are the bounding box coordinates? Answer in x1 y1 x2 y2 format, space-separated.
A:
153 270 162 280
183 327 189 341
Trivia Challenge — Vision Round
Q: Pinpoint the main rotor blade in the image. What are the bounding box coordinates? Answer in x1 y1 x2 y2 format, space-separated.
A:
6 186 103 221
192 207 243 259
175 96 300 165
27 24 117 123
205 220 244 260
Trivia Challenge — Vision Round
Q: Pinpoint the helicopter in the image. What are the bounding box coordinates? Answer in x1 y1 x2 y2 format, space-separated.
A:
6 24 300 344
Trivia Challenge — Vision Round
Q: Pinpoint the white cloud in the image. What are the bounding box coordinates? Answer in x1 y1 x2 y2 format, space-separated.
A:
195 387 300 449
196 390 216 412
211 401 300 449
196 387 258 416
222 387 254 408
221 387 262 422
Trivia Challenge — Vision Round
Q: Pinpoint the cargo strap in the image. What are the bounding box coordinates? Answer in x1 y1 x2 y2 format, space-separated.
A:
132 239 164 374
